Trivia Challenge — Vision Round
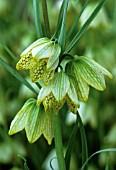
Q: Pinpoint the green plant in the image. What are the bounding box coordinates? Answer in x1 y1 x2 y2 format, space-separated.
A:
0 0 116 169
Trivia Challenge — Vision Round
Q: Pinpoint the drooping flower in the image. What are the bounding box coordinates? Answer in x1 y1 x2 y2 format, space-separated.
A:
16 37 61 84
9 98 54 145
37 71 80 114
65 55 113 102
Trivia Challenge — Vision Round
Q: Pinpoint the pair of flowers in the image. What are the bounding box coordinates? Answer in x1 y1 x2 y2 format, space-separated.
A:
9 37 112 144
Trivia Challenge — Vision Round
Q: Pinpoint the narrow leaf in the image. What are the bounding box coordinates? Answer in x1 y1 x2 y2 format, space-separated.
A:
42 0 51 38
77 112 88 168
81 148 116 170
2 43 17 61
65 0 107 53
33 0 43 38
18 155 30 170
52 1 65 39
0 57 37 95
58 0 69 48
65 117 78 170
66 0 90 41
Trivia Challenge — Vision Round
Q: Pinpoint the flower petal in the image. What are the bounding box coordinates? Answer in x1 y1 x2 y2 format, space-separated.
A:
74 58 106 91
75 74 89 102
47 43 61 69
67 77 79 107
66 62 89 102
37 86 51 105
33 41 53 59
43 111 54 145
8 98 36 135
52 72 70 102
25 104 46 143
80 56 113 79
20 37 50 57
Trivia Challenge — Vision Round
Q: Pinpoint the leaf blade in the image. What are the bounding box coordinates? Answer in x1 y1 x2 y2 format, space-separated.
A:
58 0 69 48
65 117 78 170
33 0 43 38
0 57 38 95
66 0 90 41
65 0 107 53
81 148 116 170
77 112 88 169
52 1 65 39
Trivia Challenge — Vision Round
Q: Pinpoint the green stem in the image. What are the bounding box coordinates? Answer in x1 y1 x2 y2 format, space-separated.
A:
42 0 51 38
53 113 66 170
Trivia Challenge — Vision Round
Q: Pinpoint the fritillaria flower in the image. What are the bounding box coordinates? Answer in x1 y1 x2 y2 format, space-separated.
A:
9 98 54 144
66 55 113 102
16 37 61 84
37 71 80 114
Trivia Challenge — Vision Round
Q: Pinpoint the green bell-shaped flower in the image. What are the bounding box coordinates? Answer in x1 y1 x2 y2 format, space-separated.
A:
37 71 80 114
16 37 61 84
66 55 113 102
9 98 54 144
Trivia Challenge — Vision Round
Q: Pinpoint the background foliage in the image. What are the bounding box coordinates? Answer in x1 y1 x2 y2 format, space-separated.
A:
0 0 116 169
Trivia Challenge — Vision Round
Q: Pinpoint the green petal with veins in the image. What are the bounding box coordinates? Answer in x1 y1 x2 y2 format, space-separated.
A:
8 98 36 135
34 42 53 59
74 59 106 90
47 44 61 69
43 111 54 145
52 72 70 102
32 41 53 58
79 56 113 79
21 38 50 57
66 62 89 102
76 73 89 102
67 77 79 107
25 105 46 143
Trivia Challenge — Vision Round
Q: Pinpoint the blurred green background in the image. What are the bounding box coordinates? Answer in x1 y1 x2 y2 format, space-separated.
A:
0 0 116 169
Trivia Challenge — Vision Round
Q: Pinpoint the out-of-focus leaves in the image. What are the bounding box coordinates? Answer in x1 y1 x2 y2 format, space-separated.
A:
0 139 26 164
80 2 109 29
0 57 37 95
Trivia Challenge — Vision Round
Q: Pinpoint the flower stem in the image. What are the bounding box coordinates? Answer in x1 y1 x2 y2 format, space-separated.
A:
42 0 51 38
53 113 66 170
